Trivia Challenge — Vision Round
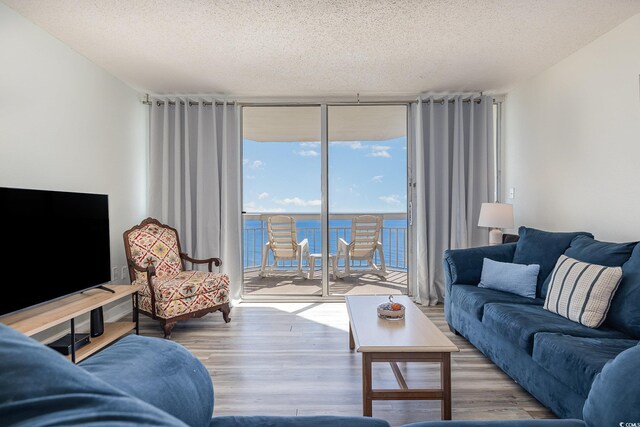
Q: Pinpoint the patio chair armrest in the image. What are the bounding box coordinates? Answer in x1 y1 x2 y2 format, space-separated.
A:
297 239 309 261
337 238 349 254
180 253 222 272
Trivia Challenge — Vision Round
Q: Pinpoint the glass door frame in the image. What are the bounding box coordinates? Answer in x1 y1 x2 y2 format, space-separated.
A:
240 101 413 301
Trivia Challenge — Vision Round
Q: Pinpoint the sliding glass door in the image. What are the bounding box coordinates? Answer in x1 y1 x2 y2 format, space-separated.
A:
242 106 322 297
328 105 408 295
241 104 409 299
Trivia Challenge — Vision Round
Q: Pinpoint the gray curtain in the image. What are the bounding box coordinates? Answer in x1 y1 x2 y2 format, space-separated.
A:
148 98 242 302
414 95 494 305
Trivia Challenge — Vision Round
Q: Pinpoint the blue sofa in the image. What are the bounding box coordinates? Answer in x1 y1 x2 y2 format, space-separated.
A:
443 227 640 420
0 323 389 427
1 315 639 427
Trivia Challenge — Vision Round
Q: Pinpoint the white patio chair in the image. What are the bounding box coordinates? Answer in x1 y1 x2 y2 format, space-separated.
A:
260 215 309 278
335 215 387 278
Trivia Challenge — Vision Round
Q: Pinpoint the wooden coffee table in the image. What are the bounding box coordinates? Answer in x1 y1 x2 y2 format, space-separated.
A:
345 295 459 419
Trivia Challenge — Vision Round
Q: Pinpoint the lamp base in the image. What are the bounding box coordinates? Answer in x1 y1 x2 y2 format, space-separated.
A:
489 228 503 246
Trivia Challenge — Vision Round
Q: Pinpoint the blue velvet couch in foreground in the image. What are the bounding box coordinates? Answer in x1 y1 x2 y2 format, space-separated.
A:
443 227 640 421
1 318 640 426
0 323 387 427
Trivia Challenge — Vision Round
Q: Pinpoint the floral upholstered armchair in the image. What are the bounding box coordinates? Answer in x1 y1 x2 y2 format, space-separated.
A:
123 217 231 338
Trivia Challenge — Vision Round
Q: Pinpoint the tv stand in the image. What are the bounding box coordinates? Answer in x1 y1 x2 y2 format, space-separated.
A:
0 284 141 363
95 285 116 294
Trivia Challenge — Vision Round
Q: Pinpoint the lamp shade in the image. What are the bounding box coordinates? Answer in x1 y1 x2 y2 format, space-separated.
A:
478 203 514 229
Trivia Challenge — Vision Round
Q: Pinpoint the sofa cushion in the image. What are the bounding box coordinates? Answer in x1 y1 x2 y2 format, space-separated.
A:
451 285 543 321
138 270 230 302
532 333 637 398
482 303 628 354
606 243 640 338
512 227 593 298
583 343 640 427
139 293 227 319
564 235 637 266
0 324 187 426
543 255 622 328
80 334 213 427
478 258 539 298
542 236 637 298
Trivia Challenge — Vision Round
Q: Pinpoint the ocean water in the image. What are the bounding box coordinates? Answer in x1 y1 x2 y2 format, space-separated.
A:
243 219 407 270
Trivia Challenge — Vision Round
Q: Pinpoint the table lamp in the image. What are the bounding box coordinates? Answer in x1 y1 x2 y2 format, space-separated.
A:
478 203 514 245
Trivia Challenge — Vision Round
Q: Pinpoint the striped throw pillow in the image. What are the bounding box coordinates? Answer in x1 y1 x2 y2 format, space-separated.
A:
544 255 623 328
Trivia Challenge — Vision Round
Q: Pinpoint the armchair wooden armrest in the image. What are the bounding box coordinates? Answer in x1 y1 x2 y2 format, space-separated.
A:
126 257 158 319
127 258 157 280
179 253 222 272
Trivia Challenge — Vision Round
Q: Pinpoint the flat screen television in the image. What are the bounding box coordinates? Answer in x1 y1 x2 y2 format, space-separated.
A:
0 187 111 316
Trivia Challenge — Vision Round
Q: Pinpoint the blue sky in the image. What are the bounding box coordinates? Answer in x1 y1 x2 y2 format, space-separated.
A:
243 137 407 213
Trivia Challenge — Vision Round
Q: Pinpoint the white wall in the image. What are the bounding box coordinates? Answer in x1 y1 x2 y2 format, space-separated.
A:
0 3 147 327
503 13 640 242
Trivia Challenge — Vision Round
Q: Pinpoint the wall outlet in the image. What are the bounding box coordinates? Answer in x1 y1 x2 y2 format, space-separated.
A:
111 267 119 282
508 187 516 199
121 266 128 282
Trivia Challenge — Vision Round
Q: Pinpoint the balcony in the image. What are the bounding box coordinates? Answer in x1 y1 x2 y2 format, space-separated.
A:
242 213 408 297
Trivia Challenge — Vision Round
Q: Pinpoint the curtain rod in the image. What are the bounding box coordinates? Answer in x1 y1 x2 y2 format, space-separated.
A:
420 98 483 105
141 94 487 107
142 100 235 107
141 93 235 106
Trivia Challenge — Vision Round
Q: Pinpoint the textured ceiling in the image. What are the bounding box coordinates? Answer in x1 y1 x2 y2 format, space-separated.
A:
3 0 640 97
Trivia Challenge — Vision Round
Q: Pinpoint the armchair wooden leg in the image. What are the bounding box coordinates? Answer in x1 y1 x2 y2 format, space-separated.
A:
162 321 176 339
220 303 231 323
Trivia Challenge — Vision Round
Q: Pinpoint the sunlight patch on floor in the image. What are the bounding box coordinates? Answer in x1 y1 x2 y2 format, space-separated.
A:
237 301 350 332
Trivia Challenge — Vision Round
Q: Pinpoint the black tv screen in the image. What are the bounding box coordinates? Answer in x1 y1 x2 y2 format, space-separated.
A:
0 187 111 316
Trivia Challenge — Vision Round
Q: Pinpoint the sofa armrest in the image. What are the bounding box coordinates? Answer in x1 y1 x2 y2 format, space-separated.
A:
211 415 390 427
80 334 213 427
443 243 517 287
443 243 517 326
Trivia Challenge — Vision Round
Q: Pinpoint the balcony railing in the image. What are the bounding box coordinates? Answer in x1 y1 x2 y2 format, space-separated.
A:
243 212 407 272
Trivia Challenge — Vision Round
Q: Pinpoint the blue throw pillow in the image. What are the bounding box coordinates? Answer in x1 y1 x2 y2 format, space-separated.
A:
512 227 593 298
478 258 540 299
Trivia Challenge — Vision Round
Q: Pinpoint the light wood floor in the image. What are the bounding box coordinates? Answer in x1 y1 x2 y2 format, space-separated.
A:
139 302 554 426
243 268 408 296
